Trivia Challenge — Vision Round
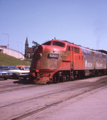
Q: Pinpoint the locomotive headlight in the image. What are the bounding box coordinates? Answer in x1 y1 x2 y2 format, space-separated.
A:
49 53 59 58
38 45 43 51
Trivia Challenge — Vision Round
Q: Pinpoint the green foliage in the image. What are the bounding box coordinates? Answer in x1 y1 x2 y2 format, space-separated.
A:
0 52 31 66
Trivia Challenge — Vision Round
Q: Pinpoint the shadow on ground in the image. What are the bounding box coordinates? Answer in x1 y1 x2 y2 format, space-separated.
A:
13 78 33 85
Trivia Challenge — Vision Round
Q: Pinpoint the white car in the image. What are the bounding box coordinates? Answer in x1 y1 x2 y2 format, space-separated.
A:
8 66 30 79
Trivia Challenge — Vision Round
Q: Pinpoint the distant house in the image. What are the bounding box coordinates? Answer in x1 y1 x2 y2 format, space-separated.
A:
0 46 7 53
25 37 34 58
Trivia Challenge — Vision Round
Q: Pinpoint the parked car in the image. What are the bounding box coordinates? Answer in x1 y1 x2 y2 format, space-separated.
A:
16 65 30 71
19 70 30 79
0 70 8 80
8 66 21 79
8 66 30 79
0 65 9 70
0 66 13 79
7 71 13 79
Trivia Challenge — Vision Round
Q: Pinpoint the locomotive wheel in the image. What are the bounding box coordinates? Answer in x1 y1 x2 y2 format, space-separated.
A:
70 76 74 81
63 75 66 82
77 72 81 79
60 75 66 82
29 75 34 83
66 75 70 81
70 70 75 81
95 71 98 76
81 71 85 79
53 75 57 83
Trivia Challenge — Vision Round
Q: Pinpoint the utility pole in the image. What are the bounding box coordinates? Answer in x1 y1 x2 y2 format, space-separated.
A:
2 33 9 48
17 42 23 53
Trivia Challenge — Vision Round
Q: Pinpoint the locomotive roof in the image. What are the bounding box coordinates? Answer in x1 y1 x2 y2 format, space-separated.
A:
80 46 106 55
97 50 107 54
42 39 79 47
53 39 80 47
42 39 106 55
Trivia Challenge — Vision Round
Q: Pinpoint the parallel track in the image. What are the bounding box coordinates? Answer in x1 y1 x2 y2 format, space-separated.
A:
0 79 38 93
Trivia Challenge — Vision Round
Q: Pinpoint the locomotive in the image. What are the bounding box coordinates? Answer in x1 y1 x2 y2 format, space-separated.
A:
30 39 107 84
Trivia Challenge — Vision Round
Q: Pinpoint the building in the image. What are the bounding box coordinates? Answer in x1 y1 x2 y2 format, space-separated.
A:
0 46 7 53
25 37 34 58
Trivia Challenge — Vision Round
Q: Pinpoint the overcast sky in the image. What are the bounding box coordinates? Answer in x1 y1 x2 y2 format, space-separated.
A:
0 0 107 54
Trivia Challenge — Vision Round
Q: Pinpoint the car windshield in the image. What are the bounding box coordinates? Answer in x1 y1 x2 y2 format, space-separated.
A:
0 66 9 70
52 41 65 47
18 67 24 70
9 66 19 70
24 67 29 69
43 41 51 45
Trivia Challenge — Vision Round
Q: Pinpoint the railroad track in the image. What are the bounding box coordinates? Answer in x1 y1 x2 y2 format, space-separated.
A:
0 84 37 93
0 76 105 93
0 77 107 120
0 79 38 93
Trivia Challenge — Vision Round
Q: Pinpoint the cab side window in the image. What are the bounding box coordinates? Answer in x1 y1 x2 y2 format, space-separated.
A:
71 46 73 51
67 45 70 51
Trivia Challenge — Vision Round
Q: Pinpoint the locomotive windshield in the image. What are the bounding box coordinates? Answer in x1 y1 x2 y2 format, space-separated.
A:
42 41 65 47
43 41 51 45
52 41 65 47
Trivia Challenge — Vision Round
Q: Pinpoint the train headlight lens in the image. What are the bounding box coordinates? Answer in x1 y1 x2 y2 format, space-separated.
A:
38 45 43 51
49 53 59 58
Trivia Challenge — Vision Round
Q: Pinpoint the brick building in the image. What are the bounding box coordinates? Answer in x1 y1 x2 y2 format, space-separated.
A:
25 37 34 58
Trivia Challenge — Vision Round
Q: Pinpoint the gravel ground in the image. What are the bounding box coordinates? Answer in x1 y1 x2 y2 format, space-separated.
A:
0 76 107 120
27 86 107 120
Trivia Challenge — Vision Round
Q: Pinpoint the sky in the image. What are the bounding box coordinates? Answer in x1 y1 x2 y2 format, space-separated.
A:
0 0 107 54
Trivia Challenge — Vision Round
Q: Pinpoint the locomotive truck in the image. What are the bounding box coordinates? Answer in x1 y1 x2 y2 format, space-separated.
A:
30 39 107 84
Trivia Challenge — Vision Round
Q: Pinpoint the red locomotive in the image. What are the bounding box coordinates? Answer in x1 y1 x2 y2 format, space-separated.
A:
30 39 107 84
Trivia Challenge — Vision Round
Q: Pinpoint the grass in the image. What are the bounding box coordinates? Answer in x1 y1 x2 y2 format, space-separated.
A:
0 52 31 66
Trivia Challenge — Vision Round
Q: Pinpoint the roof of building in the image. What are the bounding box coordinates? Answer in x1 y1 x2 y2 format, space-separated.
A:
0 46 7 48
25 37 28 45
